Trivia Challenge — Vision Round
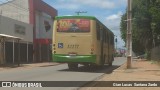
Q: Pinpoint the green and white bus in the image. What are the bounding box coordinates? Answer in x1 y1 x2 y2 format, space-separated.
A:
52 16 114 69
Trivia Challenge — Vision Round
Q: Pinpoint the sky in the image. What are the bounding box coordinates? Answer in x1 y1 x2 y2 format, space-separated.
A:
44 0 127 49
0 0 127 49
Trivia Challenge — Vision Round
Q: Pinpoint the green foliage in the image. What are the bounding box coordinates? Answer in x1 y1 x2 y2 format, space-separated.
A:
120 13 127 43
120 0 160 55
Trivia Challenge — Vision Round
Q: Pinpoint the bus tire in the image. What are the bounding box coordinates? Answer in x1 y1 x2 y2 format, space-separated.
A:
109 56 114 66
100 55 105 66
109 62 112 66
68 63 78 70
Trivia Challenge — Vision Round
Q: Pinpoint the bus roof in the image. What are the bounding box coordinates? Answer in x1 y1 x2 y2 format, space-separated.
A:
55 15 114 35
55 16 96 20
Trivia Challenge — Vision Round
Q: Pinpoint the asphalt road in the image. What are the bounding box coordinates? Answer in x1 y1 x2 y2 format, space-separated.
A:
0 57 126 90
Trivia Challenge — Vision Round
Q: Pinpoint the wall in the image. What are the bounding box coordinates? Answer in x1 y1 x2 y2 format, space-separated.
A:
0 15 33 42
29 0 57 44
35 11 53 41
0 0 29 23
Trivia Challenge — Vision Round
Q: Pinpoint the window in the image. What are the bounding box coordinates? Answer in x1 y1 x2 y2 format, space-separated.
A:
15 24 26 35
96 23 100 40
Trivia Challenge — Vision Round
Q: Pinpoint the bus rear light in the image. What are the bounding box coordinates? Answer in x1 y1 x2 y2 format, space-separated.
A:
91 48 94 51
53 44 55 47
91 44 94 51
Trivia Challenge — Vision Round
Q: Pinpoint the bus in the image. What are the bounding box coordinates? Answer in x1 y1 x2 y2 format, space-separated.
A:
52 16 114 69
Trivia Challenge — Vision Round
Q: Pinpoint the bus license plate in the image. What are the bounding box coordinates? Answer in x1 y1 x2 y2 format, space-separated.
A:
69 54 77 56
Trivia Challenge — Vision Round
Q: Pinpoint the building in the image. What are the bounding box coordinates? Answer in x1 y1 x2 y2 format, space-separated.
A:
0 0 57 64
0 15 33 64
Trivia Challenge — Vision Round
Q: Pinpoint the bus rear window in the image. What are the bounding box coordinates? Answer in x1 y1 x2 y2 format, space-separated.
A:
57 19 90 33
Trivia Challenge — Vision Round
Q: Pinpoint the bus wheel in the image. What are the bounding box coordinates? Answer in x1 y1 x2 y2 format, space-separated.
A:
109 62 112 66
100 55 105 66
109 56 113 66
68 63 78 70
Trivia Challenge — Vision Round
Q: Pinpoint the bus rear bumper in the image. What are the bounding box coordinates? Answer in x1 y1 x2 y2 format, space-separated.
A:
52 54 96 63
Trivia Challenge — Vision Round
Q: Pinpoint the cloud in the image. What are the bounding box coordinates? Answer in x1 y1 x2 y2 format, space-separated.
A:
51 0 127 10
0 0 9 4
51 0 80 10
71 0 115 9
105 11 122 30
54 3 80 10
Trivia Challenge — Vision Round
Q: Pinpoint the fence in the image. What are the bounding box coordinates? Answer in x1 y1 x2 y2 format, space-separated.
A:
5 42 33 64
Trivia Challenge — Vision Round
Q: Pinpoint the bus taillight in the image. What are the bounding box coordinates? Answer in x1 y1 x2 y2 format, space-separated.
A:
91 44 94 54
91 44 94 51
53 44 56 54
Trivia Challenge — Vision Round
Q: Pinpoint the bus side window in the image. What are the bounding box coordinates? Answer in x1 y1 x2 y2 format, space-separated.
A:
107 32 109 44
96 23 100 40
104 31 107 43
112 35 114 45
109 34 112 45
108 34 110 45
99 25 104 41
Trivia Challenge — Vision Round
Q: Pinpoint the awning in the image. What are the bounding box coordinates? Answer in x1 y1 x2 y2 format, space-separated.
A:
0 34 23 40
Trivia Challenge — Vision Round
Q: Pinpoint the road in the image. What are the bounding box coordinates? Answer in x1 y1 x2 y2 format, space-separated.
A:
0 57 126 90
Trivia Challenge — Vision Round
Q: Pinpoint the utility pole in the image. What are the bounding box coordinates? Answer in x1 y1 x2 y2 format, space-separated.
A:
75 11 87 15
126 0 132 68
0 10 2 24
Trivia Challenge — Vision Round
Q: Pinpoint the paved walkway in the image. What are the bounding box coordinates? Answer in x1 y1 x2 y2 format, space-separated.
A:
0 62 60 71
80 59 160 90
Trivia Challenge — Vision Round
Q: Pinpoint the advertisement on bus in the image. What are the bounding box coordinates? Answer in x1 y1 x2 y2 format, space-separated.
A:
57 19 90 33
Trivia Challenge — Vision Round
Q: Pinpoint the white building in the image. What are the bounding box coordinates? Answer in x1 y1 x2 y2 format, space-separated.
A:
0 15 33 64
0 0 57 64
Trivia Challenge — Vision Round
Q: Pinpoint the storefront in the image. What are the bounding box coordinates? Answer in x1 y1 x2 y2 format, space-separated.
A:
0 15 33 64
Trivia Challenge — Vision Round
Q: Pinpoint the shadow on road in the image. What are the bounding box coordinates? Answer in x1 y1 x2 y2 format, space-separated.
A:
58 65 120 74
0 64 24 68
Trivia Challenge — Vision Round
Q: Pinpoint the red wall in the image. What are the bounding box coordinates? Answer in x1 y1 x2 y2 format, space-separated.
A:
29 0 57 44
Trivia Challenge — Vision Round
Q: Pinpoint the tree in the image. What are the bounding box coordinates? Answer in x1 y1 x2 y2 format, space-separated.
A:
120 0 160 56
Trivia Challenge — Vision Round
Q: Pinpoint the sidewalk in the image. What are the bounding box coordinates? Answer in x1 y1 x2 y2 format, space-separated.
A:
0 62 60 71
80 59 160 90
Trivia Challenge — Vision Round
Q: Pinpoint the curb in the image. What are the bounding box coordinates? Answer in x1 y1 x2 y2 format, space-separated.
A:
113 61 127 72
114 68 160 72
77 66 119 89
0 63 62 71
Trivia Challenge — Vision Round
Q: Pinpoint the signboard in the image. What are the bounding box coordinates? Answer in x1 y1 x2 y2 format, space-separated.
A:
35 12 53 39
57 19 90 32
